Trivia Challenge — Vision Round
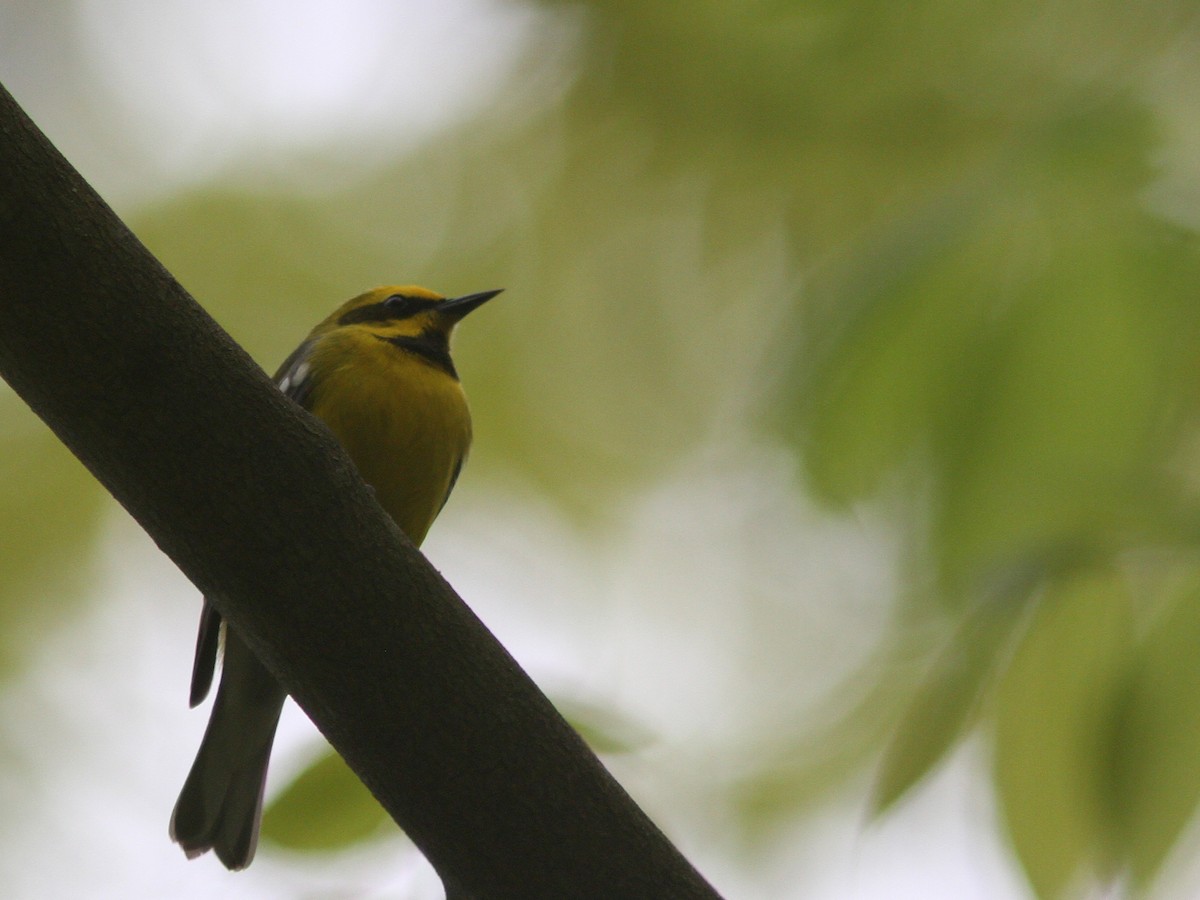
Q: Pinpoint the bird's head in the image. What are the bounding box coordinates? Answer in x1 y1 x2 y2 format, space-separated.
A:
325 285 502 341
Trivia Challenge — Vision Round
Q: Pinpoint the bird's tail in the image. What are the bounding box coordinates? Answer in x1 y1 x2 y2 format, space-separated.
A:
169 628 287 870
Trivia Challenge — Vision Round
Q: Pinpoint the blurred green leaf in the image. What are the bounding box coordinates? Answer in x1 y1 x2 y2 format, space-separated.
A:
993 569 1133 899
873 574 1033 812
0 413 106 674
795 196 989 505
732 628 946 836
1110 575 1200 888
261 748 391 853
933 221 1190 590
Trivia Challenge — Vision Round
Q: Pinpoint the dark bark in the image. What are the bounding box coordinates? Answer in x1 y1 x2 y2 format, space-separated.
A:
0 82 722 899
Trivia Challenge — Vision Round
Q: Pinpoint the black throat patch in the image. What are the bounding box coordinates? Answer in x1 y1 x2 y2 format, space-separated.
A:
377 330 458 380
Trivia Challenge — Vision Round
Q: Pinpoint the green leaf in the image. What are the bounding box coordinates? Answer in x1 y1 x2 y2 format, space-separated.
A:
261 748 392 853
1110 577 1200 888
993 569 1132 899
933 225 1180 589
795 197 989 505
873 580 1030 812
0 421 105 674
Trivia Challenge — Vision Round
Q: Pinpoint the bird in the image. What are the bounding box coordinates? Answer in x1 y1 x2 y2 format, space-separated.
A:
169 284 501 869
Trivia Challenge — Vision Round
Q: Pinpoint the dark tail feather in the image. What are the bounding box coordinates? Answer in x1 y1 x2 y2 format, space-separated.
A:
171 629 286 870
189 599 223 708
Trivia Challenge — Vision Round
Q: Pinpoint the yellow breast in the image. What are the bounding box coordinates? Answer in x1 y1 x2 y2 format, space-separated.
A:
306 328 472 547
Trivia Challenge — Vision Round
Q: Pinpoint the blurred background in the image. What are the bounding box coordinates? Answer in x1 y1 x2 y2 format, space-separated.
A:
4 1 1200 897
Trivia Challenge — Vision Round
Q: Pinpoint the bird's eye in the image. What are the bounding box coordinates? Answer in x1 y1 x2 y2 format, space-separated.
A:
383 294 420 318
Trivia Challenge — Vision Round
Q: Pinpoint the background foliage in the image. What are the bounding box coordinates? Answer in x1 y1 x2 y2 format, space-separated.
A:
5 1 1200 897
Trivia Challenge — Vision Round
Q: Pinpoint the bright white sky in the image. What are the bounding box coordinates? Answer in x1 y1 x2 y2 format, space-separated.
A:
71 0 564 201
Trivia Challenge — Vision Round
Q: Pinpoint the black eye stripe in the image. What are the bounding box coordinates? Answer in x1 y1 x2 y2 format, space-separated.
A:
337 294 439 326
384 294 439 318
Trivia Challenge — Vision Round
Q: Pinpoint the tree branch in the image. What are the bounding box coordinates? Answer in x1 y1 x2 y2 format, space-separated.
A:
0 82 721 899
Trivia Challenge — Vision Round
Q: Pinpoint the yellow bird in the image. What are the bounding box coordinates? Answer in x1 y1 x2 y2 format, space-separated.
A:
169 285 501 869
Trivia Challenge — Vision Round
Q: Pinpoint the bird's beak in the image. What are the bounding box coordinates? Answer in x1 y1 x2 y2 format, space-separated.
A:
438 289 503 321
